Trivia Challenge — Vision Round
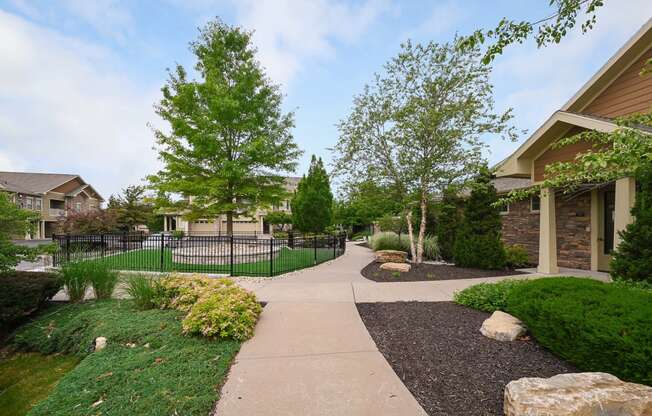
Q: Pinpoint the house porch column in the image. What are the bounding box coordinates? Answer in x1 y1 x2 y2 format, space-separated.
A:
614 177 636 249
590 189 599 271
537 187 559 274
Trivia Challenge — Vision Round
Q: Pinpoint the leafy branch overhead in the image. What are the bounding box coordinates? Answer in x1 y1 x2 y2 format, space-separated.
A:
148 18 301 233
461 0 605 64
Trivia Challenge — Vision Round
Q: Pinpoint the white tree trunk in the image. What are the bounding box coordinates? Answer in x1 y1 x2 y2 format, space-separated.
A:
416 192 427 263
406 210 417 261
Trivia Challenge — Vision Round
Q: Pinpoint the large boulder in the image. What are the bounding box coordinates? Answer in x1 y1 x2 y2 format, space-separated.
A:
375 250 407 264
504 372 652 416
379 262 411 273
480 311 526 341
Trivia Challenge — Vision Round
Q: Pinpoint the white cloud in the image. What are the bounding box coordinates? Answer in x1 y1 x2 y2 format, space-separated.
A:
400 1 461 41
0 10 161 198
60 0 135 43
486 0 652 165
231 0 391 86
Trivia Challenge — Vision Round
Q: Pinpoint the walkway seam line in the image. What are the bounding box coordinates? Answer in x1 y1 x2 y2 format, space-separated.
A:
237 349 379 361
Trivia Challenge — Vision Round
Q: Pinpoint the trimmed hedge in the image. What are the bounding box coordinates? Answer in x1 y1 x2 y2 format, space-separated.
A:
0 272 61 331
506 278 651 385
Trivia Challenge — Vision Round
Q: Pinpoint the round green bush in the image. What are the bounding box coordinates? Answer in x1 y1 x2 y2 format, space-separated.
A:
506 278 652 385
504 244 530 269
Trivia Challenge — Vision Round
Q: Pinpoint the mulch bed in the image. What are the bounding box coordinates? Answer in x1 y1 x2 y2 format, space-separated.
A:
361 261 527 282
356 302 576 416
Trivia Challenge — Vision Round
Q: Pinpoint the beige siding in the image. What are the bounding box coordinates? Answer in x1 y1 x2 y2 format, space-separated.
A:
583 46 652 118
51 178 85 194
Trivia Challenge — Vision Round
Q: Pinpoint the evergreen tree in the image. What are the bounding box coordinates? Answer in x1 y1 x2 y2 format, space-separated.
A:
453 168 506 269
436 186 463 262
292 156 333 233
611 165 652 283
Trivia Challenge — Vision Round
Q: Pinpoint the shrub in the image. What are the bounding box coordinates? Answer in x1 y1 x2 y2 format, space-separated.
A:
171 230 185 239
422 235 441 261
369 232 410 252
610 166 652 283
453 168 506 269
87 263 120 299
453 279 529 313
59 261 92 303
436 187 463 262
0 272 61 330
350 230 371 241
182 285 262 341
125 274 160 310
154 275 234 312
506 278 652 385
504 244 530 269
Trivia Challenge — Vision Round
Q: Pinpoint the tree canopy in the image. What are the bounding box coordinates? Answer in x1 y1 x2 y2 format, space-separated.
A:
148 18 301 234
292 155 333 233
333 38 516 263
0 193 41 272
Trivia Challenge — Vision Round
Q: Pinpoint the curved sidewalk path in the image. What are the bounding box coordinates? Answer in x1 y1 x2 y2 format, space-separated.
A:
215 243 608 415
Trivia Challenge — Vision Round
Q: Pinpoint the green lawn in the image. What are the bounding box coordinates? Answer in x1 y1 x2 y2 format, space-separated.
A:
78 246 337 276
0 352 80 416
11 300 241 416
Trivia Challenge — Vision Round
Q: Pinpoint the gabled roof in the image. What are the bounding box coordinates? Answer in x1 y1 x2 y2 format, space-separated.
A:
0 171 104 201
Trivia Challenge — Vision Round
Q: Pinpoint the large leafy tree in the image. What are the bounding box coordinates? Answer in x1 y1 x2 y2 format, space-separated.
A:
0 193 41 272
148 19 301 234
333 179 402 230
108 185 156 231
292 156 333 233
333 39 516 263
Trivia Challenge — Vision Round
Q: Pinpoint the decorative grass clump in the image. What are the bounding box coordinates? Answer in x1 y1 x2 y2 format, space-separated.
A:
11 300 241 416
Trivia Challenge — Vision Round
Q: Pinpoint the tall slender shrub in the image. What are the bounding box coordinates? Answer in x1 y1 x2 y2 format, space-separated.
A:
436 187 463 262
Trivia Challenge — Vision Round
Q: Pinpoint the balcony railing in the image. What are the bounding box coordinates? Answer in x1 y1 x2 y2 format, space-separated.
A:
49 208 66 218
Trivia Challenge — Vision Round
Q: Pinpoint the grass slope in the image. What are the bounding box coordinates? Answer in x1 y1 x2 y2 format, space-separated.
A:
0 353 79 416
12 300 241 416
79 247 336 276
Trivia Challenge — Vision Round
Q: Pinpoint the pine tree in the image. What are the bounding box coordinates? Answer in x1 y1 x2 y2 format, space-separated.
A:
292 156 333 233
453 169 506 269
611 165 652 283
436 186 463 262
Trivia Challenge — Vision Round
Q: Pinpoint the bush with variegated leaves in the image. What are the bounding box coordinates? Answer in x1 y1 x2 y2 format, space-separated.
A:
155 274 234 311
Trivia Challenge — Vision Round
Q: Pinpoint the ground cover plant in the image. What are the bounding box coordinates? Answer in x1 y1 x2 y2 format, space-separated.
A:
0 352 79 416
455 277 652 385
11 300 242 416
0 272 61 334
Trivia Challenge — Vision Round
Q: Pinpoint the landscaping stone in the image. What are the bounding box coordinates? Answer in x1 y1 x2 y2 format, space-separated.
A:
480 311 526 341
375 250 407 263
504 372 652 416
94 337 107 352
379 262 411 273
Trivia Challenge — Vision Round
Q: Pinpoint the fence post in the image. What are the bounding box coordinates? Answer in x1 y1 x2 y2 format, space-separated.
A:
122 231 127 252
332 234 336 259
288 230 294 249
269 237 273 276
230 235 234 276
101 234 105 258
65 235 70 262
313 236 317 264
160 233 165 271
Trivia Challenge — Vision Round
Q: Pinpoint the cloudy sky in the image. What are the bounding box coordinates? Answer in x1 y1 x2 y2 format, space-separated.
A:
0 1 650 199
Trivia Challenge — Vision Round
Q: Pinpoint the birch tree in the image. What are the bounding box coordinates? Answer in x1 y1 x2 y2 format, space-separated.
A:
333 39 516 263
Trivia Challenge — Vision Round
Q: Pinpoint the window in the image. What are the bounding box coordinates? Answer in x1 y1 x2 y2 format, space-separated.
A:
35 198 42 210
530 195 541 212
75 202 82 212
499 203 509 215
25 197 33 209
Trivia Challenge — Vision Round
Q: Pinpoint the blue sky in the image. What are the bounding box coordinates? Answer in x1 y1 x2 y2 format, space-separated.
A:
0 1 650 199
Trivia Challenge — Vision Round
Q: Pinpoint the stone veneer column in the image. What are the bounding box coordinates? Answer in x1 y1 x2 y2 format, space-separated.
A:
537 187 559 274
614 177 636 249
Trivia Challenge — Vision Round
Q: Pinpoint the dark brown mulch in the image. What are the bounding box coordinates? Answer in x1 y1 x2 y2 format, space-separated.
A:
356 302 576 416
361 260 527 282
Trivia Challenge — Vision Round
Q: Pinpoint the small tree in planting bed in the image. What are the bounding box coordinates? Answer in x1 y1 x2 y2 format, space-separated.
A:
292 155 334 234
148 18 301 234
436 185 463 262
333 39 516 263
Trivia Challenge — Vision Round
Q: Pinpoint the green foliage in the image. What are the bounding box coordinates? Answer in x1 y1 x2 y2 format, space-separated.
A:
422 235 441 261
125 274 160 310
292 155 334 233
265 211 292 232
350 230 371 241
12 300 240 415
505 244 531 269
57 209 119 235
369 232 410 253
84 263 119 300
333 37 515 263
0 272 61 330
108 185 157 232
0 352 79 416
0 193 41 272
453 279 529 313
148 18 301 234
377 214 406 234
436 187 463 262
182 285 262 341
460 0 604 64
611 164 652 283
333 180 403 229
453 169 506 269
171 230 184 239
59 262 92 303
154 275 234 312
506 278 652 385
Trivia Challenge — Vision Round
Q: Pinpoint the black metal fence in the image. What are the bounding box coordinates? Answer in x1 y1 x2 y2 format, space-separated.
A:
52 232 347 277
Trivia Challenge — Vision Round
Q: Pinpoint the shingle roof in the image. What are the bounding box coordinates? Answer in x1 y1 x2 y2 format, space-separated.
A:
492 177 533 194
0 172 79 194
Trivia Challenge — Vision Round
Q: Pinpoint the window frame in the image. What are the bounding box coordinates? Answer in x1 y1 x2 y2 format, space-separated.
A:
530 195 541 213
